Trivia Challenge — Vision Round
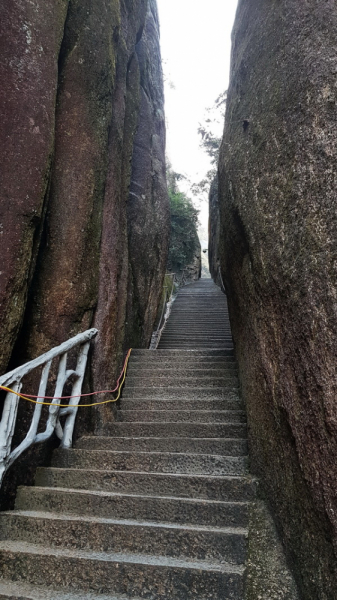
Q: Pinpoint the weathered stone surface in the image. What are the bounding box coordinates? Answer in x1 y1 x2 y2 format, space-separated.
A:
0 0 169 499
208 175 220 282
126 0 170 349
182 234 202 284
91 0 170 429
90 0 148 408
6 0 168 398
21 0 121 359
170 231 202 286
218 1 337 597
245 500 300 600
0 0 68 374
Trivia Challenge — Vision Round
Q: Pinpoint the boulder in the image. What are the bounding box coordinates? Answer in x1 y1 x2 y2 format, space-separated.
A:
218 0 337 597
0 0 68 374
208 175 220 282
0 0 169 496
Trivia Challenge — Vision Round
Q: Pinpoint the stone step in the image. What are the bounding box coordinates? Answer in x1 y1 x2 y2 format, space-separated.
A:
75 436 248 455
15 487 249 528
0 510 248 565
0 541 245 600
160 325 230 328
121 392 239 403
161 328 231 332
163 325 231 329
0 579 144 600
117 409 246 424
128 359 237 368
156 350 232 354
158 336 232 341
127 365 238 373
162 331 231 335
103 422 247 439
163 315 230 319
121 387 239 399
159 338 232 342
130 349 234 357
36 468 256 501
158 336 231 340
119 397 244 411
158 344 234 348
163 318 230 322
123 377 238 389
124 371 238 380
52 449 248 476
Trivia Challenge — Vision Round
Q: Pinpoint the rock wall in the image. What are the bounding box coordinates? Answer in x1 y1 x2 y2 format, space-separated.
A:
0 0 69 374
218 0 337 597
208 175 220 282
169 231 202 286
181 234 202 284
0 0 169 448
125 0 170 350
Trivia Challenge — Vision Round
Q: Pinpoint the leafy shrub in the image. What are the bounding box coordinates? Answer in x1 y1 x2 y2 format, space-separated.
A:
167 188 199 272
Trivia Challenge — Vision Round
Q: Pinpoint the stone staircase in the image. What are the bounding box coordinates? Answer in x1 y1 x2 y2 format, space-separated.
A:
0 279 254 599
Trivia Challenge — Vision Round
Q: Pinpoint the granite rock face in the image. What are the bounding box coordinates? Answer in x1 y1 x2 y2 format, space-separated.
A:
125 0 170 350
0 1 169 437
169 231 202 287
218 0 337 597
0 0 68 374
208 175 220 282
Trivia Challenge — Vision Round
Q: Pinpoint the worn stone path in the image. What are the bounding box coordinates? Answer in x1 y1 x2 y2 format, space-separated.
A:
0 279 253 599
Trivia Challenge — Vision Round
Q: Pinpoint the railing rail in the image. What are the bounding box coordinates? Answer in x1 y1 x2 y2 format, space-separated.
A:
150 273 176 349
0 328 98 486
180 268 188 287
217 265 227 294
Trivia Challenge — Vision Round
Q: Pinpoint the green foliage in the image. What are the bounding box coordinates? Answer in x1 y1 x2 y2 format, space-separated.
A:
191 91 227 198
167 185 200 272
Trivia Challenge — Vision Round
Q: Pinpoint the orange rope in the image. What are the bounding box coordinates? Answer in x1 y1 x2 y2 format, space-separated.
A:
0 349 132 408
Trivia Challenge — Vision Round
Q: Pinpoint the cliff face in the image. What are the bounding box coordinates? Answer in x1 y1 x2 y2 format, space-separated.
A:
218 1 337 597
0 0 68 373
0 0 169 405
208 175 220 282
125 0 170 350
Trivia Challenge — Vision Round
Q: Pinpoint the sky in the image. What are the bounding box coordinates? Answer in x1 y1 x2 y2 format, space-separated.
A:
156 0 239 197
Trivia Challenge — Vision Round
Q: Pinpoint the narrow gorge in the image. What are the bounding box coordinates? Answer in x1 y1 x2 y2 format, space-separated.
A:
0 0 337 598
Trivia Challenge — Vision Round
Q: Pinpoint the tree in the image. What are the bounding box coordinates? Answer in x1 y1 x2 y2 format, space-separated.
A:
191 92 227 198
166 165 200 272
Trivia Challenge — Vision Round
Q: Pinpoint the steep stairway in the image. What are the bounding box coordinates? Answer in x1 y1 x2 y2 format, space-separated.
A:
0 279 253 599
158 279 233 350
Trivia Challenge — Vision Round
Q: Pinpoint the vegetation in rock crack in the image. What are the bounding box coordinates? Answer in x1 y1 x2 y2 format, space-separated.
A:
191 91 227 198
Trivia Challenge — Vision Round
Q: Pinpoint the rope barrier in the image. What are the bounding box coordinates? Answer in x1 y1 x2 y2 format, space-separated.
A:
0 349 132 409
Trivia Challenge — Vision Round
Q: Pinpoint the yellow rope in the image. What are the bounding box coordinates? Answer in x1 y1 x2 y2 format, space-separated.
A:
0 349 132 408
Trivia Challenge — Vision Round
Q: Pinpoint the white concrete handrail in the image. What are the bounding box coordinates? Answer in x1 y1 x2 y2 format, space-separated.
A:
217 265 227 294
150 274 176 349
0 328 98 486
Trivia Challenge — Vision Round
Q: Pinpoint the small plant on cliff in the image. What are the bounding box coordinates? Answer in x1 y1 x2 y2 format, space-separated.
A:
192 91 227 197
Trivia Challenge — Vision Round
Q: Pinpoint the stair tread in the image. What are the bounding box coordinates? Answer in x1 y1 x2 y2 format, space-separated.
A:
109 420 243 424
57 449 248 458
0 540 245 573
38 466 253 482
78 436 246 442
2 510 248 535
0 579 140 600
119 407 244 411
24 486 249 505
0 280 251 599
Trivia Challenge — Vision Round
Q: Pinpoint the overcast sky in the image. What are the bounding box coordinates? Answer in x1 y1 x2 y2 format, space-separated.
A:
156 0 238 186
